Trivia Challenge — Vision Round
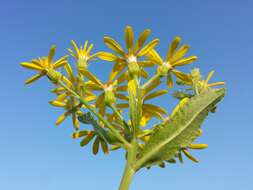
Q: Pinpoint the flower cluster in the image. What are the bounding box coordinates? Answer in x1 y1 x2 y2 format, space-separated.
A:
21 26 224 163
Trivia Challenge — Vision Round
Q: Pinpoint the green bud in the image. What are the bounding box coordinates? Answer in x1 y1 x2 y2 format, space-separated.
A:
105 90 116 105
157 64 169 77
77 58 88 72
128 62 140 77
46 68 62 83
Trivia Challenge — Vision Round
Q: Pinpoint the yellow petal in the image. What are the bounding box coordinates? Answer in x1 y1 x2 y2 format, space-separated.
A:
143 77 161 95
71 40 80 56
188 144 208 150
205 70 214 84
48 45 56 64
143 104 167 115
84 94 97 102
135 29 151 51
125 25 134 50
182 149 199 163
20 62 43 71
72 113 79 130
56 113 68 125
104 36 125 56
114 93 129 100
144 89 168 101
172 56 197 67
146 49 163 65
137 39 160 56
208 82 225 87
49 100 66 107
87 43 94 54
96 52 118 62
116 103 129 109
140 69 149 79
92 136 100 155
96 93 106 115
171 44 190 62
51 87 65 94
140 112 153 126
117 72 129 84
83 41 88 51
138 61 154 67
100 138 109 154
166 73 173 88
172 70 192 85
25 74 43 85
109 61 127 82
115 85 128 92
85 81 103 91
64 63 75 83
166 36 181 61
53 55 68 69
80 70 104 87
72 130 90 138
56 93 68 101
80 132 95 147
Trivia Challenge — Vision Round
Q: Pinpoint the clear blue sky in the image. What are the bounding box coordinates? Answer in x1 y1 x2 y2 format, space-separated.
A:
1 0 252 189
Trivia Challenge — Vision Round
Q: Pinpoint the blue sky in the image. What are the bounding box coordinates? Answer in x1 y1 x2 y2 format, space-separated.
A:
1 0 252 189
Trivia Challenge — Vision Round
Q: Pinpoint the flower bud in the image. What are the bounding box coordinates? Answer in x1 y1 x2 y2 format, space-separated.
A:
157 64 169 77
105 89 116 105
128 62 140 77
47 68 62 83
77 58 88 73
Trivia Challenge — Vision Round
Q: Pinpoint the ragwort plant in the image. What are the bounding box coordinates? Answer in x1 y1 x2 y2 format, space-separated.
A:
21 26 225 190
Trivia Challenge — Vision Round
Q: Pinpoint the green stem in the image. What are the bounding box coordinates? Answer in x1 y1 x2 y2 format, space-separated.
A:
119 163 135 190
141 73 160 89
58 80 131 149
109 103 131 132
119 140 137 190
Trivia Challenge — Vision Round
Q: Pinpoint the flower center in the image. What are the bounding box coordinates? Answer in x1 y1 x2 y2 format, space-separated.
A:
127 55 137 64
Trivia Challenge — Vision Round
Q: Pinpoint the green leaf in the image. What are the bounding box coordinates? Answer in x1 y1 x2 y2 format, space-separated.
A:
135 89 225 169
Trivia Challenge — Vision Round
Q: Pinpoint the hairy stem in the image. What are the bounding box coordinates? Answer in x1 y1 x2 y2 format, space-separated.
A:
58 80 131 149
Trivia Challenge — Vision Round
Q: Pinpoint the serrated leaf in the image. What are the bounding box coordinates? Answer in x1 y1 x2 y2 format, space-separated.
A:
135 89 225 169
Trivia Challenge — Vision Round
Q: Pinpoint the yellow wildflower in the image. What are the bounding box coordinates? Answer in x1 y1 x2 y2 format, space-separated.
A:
97 25 159 78
20 45 68 84
147 36 197 87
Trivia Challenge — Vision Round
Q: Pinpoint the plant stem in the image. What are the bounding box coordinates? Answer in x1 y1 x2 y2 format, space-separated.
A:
58 80 131 149
119 163 135 190
109 103 131 132
119 140 137 190
141 73 160 90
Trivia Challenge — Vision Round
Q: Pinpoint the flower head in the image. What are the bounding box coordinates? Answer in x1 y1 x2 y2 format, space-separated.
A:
68 40 97 72
20 45 68 84
147 36 197 87
97 26 159 78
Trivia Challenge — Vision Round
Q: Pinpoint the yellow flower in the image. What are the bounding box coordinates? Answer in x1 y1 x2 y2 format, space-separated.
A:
147 36 197 87
49 63 97 130
68 40 97 72
96 25 159 78
194 70 225 94
20 45 68 84
81 70 128 116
